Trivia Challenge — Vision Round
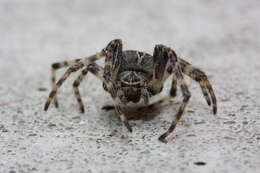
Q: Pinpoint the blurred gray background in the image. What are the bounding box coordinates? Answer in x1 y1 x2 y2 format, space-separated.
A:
0 0 260 172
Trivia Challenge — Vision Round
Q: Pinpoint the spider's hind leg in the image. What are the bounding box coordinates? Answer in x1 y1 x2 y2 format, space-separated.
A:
73 68 88 113
44 62 84 111
73 63 104 113
51 59 81 107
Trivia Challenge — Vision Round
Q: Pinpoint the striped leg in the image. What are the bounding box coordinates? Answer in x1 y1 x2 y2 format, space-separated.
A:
73 68 88 113
73 63 104 113
170 74 177 97
159 67 191 143
44 52 105 112
179 58 217 114
44 62 84 111
115 104 132 132
51 59 81 107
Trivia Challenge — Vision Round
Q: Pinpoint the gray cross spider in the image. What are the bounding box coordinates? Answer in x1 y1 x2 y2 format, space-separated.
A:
44 39 217 143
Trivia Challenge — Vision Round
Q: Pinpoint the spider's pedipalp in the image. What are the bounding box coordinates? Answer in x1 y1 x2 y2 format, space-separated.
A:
179 58 217 114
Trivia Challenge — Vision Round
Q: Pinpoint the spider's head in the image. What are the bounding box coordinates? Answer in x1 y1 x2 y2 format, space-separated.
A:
118 70 150 103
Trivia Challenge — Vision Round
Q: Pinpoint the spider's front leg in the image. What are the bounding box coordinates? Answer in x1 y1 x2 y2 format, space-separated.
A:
138 45 178 113
114 99 133 132
148 45 191 143
102 39 133 132
178 58 217 114
158 67 191 143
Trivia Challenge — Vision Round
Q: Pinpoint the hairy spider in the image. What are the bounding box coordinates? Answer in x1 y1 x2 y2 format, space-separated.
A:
44 39 217 143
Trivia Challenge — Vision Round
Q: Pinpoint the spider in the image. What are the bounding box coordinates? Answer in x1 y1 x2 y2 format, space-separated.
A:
44 39 217 143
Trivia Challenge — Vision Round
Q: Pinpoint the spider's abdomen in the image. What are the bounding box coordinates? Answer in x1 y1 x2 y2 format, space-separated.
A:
119 50 154 74
117 50 154 84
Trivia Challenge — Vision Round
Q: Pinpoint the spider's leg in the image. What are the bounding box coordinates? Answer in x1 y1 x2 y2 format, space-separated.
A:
103 39 123 81
51 59 81 107
44 52 105 111
101 105 115 111
139 45 178 113
114 102 132 132
170 73 178 97
44 62 84 111
73 68 88 113
138 73 178 113
179 58 217 114
101 39 124 111
73 63 104 113
137 96 172 112
159 67 191 143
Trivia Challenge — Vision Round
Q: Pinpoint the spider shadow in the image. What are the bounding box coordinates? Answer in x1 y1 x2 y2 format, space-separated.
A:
102 101 177 121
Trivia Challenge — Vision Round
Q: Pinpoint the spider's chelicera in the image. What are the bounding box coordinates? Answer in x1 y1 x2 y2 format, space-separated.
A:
44 39 217 143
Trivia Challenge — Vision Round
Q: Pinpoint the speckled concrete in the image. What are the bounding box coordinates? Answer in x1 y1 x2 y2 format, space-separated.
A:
0 0 260 172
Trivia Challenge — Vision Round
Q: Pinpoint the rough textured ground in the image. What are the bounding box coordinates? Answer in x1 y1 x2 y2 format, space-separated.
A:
0 0 260 172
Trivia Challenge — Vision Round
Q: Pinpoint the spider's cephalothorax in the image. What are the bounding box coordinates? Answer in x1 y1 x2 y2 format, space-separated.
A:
44 39 217 143
105 50 155 104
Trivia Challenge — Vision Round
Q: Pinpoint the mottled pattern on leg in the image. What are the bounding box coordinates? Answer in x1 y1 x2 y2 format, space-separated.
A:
72 63 104 113
45 52 105 112
170 74 177 97
179 58 217 114
73 68 88 113
114 100 132 132
159 67 191 143
103 39 123 81
44 63 84 111
88 63 104 81
51 59 81 107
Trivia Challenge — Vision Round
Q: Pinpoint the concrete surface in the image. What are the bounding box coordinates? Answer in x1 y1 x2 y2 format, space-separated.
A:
0 0 260 172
